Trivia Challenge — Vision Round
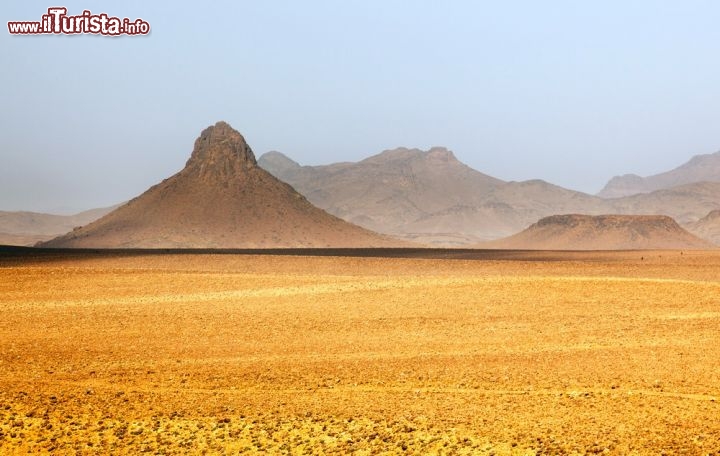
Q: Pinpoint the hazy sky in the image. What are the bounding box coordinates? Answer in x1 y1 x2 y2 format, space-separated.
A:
3 1 720 213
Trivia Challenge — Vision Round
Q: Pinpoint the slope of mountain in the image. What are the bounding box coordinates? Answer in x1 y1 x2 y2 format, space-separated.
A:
41 122 405 248
609 182 720 224
396 180 612 243
683 209 720 246
479 214 714 250
599 150 720 198
259 147 505 245
0 206 117 246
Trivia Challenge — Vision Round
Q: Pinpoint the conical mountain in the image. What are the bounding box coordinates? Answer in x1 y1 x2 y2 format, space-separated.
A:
41 122 405 248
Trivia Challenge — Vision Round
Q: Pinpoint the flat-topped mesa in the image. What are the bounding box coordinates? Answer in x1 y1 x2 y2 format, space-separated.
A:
536 214 681 229
184 121 257 177
478 213 714 250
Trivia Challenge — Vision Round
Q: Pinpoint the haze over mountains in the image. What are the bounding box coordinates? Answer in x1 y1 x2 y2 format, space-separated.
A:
1 131 717 249
0 206 116 246
259 149 720 246
598 150 720 198
259 147 504 245
40 122 403 248
684 209 720 246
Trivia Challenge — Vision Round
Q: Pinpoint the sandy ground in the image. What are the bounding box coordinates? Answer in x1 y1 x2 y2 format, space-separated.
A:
1 250 719 454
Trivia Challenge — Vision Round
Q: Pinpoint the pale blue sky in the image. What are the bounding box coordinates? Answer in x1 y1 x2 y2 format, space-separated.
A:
2 1 720 213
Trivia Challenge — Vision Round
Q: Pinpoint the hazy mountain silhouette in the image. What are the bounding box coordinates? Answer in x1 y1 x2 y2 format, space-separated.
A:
684 209 720 246
260 150 720 246
17 140 720 249
0 206 117 246
599 150 720 198
260 147 506 245
608 182 720 225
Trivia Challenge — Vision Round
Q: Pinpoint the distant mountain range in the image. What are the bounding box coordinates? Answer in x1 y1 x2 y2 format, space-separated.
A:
0 206 117 246
2 139 718 248
259 148 720 246
598 150 720 198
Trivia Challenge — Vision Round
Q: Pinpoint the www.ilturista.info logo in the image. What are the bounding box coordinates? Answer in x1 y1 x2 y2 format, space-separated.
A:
8 7 150 36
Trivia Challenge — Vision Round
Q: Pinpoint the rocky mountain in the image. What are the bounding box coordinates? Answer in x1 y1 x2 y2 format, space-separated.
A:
479 214 714 250
683 209 720 246
259 147 506 245
260 150 720 246
0 206 116 246
598 150 720 198
41 122 405 248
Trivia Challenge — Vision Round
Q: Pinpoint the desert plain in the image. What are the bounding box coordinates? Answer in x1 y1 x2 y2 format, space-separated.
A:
1 249 719 454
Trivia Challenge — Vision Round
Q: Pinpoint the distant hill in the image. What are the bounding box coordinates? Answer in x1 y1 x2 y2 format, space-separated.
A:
41 122 406 248
598 150 720 198
683 209 720 246
478 214 714 250
0 233 57 247
0 206 116 246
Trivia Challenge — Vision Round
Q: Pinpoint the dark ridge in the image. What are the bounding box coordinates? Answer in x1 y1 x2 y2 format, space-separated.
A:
0 245 692 264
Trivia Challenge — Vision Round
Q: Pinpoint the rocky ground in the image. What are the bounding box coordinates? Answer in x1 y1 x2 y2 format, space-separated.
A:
1 250 720 454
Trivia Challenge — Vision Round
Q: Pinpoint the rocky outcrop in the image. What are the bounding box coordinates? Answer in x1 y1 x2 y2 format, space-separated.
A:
41 122 406 248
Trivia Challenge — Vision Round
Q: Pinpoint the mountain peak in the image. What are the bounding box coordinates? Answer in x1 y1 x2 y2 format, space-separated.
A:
426 147 457 162
685 150 720 167
41 122 404 248
185 121 256 175
258 151 300 170
362 146 458 165
598 149 720 198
